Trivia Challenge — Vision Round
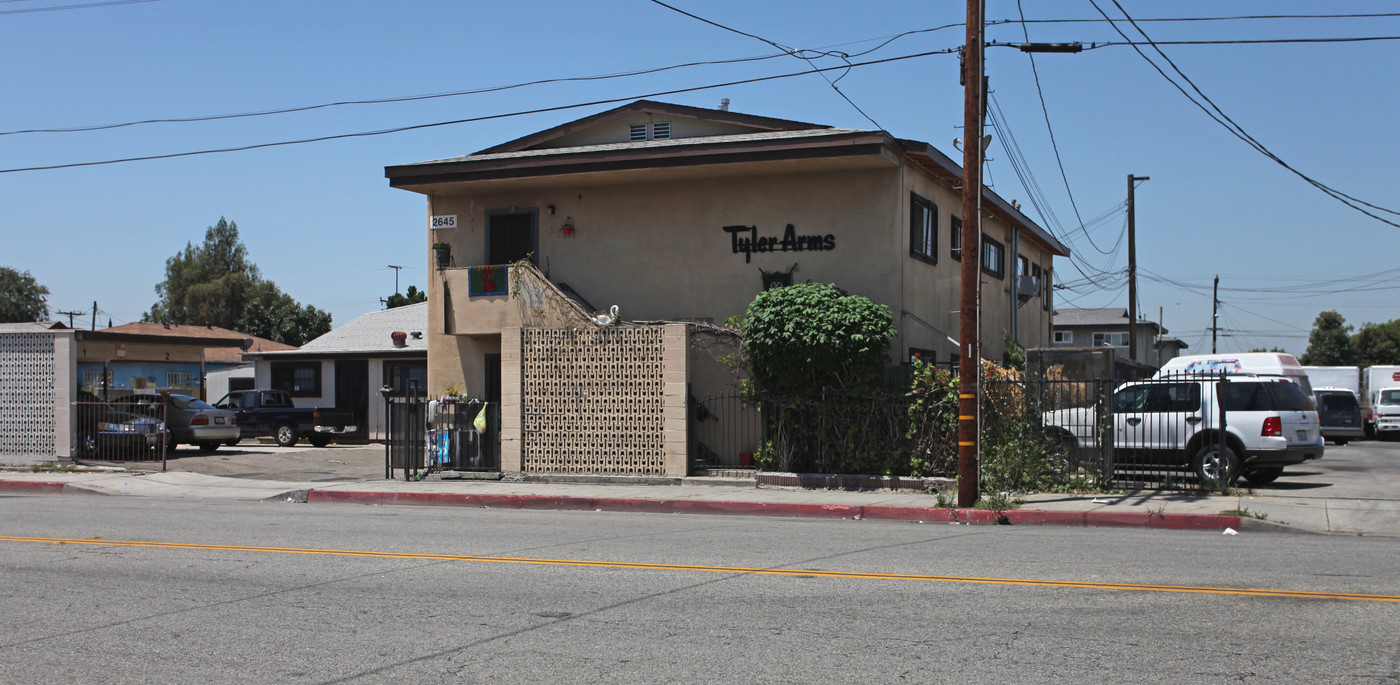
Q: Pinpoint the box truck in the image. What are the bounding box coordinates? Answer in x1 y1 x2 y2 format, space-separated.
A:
1361 366 1400 437
1302 366 1361 395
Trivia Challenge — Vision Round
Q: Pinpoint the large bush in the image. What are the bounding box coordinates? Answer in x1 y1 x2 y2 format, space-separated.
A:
740 282 896 397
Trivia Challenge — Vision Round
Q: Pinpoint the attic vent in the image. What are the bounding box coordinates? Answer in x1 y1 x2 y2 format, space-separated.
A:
629 123 648 141
651 121 671 140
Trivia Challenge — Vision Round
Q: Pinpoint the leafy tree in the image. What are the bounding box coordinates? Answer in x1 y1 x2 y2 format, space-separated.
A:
238 281 332 347
1300 311 1356 365
385 285 426 309
1354 320 1400 366
740 282 896 397
145 217 331 345
0 267 50 323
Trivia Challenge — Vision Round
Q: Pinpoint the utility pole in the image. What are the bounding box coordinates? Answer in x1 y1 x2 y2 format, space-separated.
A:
1212 275 1220 353
1127 175 1148 363
56 310 83 328
91 301 98 331
387 265 404 295
957 0 985 509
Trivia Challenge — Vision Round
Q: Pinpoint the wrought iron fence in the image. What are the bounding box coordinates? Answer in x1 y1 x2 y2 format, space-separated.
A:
692 373 1275 493
384 396 499 480
72 398 167 469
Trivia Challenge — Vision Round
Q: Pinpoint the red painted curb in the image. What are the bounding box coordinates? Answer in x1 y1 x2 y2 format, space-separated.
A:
305 490 1241 531
0 480 67 494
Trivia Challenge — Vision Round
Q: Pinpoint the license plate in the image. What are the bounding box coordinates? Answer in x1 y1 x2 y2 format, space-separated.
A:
215 417 225 425
1296 430 1308 441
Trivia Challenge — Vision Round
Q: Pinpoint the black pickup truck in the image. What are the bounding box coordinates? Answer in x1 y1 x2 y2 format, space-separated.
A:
212 389 357 447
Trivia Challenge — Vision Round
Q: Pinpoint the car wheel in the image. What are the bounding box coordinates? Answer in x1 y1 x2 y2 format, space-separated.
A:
198 442 220 454
308 436 331 448
1193 442 1240 486
1332 438 1350 446
166 434 179 453
274 423 299 447
1243 467 1283 486
224 438 240 447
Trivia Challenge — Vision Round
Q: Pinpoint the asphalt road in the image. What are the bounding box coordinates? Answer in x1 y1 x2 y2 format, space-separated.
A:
1 496 1398 683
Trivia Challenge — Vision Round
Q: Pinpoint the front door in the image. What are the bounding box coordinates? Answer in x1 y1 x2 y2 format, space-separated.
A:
487 210 537 265
335 360 369 442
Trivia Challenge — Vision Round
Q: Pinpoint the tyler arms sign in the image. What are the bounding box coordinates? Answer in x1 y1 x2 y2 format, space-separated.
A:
723 224 835 263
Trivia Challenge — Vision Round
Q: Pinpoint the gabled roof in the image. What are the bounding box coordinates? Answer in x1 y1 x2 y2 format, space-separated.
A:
247 302 427 359
385 99 1069 258
100 322 294 362
1054 307 1165 333
476 100 828 154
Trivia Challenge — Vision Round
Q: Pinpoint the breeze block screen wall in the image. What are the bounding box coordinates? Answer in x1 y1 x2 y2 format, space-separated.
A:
510 324 687 476
0 333 58 463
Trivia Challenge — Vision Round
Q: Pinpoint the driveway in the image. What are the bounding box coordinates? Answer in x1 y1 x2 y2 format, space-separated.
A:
163 442 385 482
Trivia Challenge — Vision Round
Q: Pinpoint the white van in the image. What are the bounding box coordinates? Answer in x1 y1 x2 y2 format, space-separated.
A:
1156 353 1313 396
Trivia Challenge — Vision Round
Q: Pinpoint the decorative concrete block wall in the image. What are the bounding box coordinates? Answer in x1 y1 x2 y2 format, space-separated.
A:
508 323 688 476
0 333 58 463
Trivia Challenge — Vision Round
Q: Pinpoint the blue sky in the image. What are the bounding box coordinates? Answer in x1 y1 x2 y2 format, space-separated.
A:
3 0 1397 356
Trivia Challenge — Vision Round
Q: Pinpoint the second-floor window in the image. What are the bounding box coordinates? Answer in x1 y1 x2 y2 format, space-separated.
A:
982 235 1005 278
1093 332 1130 348
1054 330 1073 344
950 216 962 260
910 193 937 263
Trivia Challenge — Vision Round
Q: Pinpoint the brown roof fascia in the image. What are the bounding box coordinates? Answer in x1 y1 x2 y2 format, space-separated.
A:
74 330 248 347
476 100 830 154
390 131 892 188
896 138 1070 258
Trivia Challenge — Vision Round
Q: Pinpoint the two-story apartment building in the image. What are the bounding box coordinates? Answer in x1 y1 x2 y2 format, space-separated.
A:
385 100 1069 476
1052 307 1188 367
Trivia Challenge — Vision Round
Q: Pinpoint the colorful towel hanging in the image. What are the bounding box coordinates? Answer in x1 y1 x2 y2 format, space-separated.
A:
468 265 509 296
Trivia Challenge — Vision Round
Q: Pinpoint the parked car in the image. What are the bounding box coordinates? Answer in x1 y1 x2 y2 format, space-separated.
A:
112 394 240 453
1312 388 1364 445
1043 375 1324 485
211 389 356 447
74 391 167 458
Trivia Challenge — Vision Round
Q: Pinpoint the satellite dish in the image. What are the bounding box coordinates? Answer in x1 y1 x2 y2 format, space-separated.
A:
240 338 254 351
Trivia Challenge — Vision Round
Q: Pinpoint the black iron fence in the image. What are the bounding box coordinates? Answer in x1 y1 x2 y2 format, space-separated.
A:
385 396 499 480
691 372 1278 493
72 398 167 468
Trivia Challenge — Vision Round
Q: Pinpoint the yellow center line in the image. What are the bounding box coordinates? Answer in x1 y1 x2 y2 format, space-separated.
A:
4 535 1397 603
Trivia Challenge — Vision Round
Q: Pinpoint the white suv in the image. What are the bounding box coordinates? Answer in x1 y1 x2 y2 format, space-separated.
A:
1044 375 1325 485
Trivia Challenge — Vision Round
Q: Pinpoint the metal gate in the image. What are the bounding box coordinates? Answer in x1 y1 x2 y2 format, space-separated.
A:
689 394 763 469
384 396 499 480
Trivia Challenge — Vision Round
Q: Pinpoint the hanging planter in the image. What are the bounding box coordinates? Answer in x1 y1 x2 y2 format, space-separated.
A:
432 242 452 268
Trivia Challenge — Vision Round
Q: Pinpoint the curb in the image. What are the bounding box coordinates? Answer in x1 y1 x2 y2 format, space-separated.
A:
306 489 1244 531
0 480 67 494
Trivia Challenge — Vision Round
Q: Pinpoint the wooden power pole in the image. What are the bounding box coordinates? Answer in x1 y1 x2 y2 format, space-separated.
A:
957 0 985 508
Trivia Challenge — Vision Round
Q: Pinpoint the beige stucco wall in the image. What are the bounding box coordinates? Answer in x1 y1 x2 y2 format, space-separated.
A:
421 158 1059 397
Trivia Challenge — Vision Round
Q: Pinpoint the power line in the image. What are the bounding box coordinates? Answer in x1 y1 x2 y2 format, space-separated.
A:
0 0 158 15
1086 0 1400 227
0 47 956 175
645 0 887 130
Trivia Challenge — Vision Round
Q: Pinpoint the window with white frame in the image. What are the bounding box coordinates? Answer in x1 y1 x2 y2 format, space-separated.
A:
1093 332 1130 347
909 193 937 263
1054 330 1073 344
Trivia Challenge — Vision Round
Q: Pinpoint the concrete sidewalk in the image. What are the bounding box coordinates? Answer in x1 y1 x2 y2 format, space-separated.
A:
4 467 1397 536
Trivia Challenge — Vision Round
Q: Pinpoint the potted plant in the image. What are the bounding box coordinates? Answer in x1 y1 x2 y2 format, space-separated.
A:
432 242 452 268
